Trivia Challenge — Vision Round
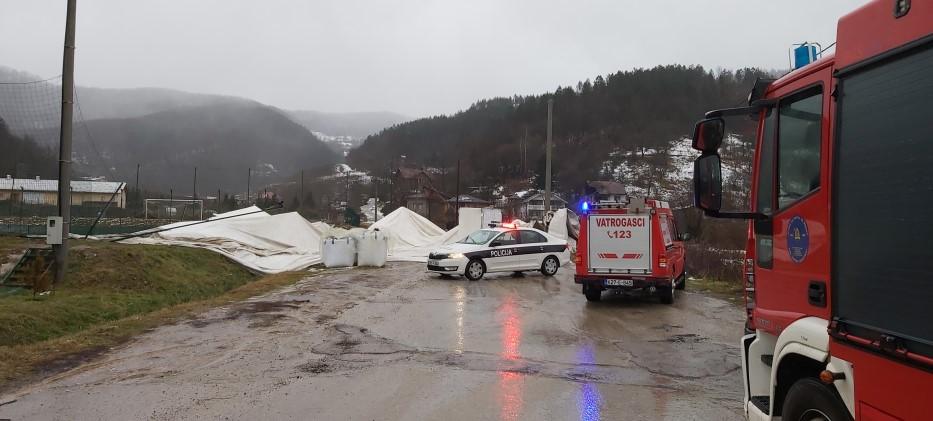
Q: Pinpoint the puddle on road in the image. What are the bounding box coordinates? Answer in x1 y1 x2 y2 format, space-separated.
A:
497 293 525 421
302 323 671 388
186 298 311 328
575 342 603 421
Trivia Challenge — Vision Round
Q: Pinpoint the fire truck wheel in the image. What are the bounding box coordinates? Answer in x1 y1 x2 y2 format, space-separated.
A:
584 285 602 302
782 378 851 421
464 259 486 281
675 272 686 290
541 256 560 276
659 282 675 304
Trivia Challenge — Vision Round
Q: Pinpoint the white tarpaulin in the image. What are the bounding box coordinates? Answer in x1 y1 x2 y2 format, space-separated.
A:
547 208 577 259
368 207 447 262
122 206 324 274
119 205 510 272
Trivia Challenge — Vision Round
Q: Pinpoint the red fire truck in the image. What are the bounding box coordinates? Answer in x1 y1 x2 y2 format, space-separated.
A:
691 1 933 420
574 197 686 303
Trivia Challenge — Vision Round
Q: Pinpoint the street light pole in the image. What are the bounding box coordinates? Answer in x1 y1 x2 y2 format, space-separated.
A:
545 98 553 215
54 0 77 285
193 166 197 200
455 159 461 221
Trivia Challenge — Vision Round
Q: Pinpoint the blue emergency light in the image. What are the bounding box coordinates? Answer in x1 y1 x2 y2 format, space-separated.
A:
792 43 820 70
581 201 589 212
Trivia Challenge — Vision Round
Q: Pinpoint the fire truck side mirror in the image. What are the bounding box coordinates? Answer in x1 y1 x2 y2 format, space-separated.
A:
694 154 723 213
692 117 725 153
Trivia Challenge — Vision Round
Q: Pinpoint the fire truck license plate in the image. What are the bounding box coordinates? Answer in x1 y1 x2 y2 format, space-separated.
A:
605 279 633 287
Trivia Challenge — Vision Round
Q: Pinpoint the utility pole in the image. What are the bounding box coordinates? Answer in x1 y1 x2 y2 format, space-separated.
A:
193 166 198 200
545 98 553 215
374 177 379 222
299 169 304 209
246 167 251 205
134 163 141 215
522 127 528 176
53 0 77 285
455 159 461 221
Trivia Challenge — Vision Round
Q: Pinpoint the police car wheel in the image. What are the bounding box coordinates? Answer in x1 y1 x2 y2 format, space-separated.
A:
465 259 486 281
541 256 559 277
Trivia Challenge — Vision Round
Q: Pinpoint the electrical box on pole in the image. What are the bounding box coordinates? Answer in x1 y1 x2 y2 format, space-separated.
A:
46 217 63 245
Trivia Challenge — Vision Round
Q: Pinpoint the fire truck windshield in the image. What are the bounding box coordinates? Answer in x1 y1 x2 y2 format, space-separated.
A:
776 89 822 208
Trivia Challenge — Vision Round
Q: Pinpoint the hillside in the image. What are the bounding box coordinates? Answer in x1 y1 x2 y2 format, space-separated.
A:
65 102 338 193
0 67 341 192
0 117 57 179
347 65 767 205
75 86 255 121
0 66 254 140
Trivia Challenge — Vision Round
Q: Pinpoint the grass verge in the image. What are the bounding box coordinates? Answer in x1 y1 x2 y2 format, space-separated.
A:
0 236 310 391
687 277 745 304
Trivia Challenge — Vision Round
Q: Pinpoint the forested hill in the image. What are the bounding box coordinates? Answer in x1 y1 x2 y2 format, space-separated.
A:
0 118 57 178
347 65 768 197
36 102 339 194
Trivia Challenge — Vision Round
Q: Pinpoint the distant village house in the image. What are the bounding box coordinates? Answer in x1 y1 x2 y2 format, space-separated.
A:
521 192 567 221
393 167 449 224
585 180 628 204
446 194 491 209
0 176 127 208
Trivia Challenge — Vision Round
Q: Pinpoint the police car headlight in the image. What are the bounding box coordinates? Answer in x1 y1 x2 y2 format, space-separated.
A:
448 253 464 259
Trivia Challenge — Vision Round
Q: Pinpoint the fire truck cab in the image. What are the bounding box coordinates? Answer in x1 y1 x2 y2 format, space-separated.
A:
574 197 686 304
692 1 933 420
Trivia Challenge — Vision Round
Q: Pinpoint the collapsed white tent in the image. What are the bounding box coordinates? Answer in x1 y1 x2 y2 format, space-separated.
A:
122 206 325 274
119 205 564 273
368 207 450 262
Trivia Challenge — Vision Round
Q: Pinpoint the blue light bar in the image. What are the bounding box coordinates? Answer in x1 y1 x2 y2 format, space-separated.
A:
793 43 820 70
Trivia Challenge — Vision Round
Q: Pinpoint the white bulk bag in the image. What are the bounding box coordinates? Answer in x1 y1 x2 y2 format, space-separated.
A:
357 230 389 267
322 237 356 268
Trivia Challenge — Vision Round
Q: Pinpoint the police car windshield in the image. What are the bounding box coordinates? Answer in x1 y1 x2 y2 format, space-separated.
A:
458 229 499 245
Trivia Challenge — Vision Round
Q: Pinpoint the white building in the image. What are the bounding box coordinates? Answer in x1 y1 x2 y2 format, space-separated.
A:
0 176 127 208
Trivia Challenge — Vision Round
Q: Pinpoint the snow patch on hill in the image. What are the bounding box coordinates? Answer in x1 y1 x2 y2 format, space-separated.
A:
312 132 364 156
599 135 749 207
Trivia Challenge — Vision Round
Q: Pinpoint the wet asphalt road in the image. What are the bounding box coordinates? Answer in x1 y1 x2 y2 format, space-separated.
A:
1 263 744 420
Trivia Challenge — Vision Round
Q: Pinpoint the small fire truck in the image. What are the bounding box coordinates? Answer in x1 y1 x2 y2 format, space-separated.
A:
691 1 933 419
574 197 686 303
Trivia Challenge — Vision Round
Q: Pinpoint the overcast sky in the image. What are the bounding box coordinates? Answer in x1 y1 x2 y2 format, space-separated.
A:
1 0 867 118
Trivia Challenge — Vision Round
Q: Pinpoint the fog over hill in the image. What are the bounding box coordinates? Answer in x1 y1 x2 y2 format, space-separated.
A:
287 110 410 155
60 102 339 193
0 66 409 192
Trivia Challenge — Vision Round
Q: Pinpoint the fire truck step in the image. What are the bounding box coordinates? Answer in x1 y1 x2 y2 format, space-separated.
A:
760 354 773 367
749 396 770 415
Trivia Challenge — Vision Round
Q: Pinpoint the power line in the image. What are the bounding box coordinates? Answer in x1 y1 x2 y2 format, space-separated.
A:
72 87 117 179
0 75 63 85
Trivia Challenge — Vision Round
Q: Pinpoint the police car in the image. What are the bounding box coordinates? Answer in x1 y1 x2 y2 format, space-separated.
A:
427 224 569 280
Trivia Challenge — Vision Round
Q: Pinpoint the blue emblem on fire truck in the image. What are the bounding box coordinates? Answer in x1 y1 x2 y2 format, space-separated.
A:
787 216 809 264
